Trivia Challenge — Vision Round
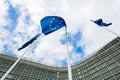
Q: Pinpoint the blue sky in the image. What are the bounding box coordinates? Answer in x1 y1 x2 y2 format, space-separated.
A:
0 0 120 66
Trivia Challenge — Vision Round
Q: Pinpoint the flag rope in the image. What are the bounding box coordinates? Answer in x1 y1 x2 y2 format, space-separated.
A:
65 27 72 80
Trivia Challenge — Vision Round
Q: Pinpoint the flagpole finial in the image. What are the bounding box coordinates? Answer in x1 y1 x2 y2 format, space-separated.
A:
90 19 93 22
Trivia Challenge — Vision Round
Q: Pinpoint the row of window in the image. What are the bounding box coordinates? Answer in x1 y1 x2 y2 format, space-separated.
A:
74 43 120 73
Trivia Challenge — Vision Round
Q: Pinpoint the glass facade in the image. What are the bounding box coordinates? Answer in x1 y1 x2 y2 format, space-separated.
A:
0 37 120 80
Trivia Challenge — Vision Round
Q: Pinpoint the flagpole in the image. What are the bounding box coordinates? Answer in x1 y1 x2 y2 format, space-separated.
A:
0 35 40 80
104 27 119 37
65 27 72 80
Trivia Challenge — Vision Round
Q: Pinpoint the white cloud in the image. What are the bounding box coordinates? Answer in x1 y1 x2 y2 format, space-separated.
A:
0 0 9 26
71 52 82 64
0 0 10 52
32 29 73 63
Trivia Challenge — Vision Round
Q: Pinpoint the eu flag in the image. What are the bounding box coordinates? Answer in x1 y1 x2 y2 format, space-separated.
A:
91 19 112 27
40 16 66 35
18 33 40 51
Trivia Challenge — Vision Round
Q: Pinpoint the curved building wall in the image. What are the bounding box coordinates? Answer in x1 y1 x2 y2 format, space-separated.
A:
0 54 68 80
72 37 120 80
0 37 120 80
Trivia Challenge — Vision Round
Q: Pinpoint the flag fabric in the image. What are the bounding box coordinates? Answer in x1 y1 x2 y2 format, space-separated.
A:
91 19 112 27
40 16 66 35
18 33 40 51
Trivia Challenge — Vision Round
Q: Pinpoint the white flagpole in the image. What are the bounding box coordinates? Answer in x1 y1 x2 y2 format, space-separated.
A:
65 27 72 80
104 27 119 37
0 34 40 80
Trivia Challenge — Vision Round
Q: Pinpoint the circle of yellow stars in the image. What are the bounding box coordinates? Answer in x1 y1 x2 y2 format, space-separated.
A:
49 17 64 30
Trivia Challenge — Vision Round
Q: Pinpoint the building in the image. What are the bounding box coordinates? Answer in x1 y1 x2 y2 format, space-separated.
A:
0 37 120 80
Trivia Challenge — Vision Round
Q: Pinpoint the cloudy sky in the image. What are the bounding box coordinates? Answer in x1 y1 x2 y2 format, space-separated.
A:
0 0 120 66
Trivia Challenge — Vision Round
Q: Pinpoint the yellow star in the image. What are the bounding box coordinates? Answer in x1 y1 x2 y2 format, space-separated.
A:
52 18 55 20
57 25 59 27
54 27 56 30
50 21 52 23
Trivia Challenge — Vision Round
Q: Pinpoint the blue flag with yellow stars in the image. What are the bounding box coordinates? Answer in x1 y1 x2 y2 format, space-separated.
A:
91 19 112 27
40 16 66 35
18 33 41 51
